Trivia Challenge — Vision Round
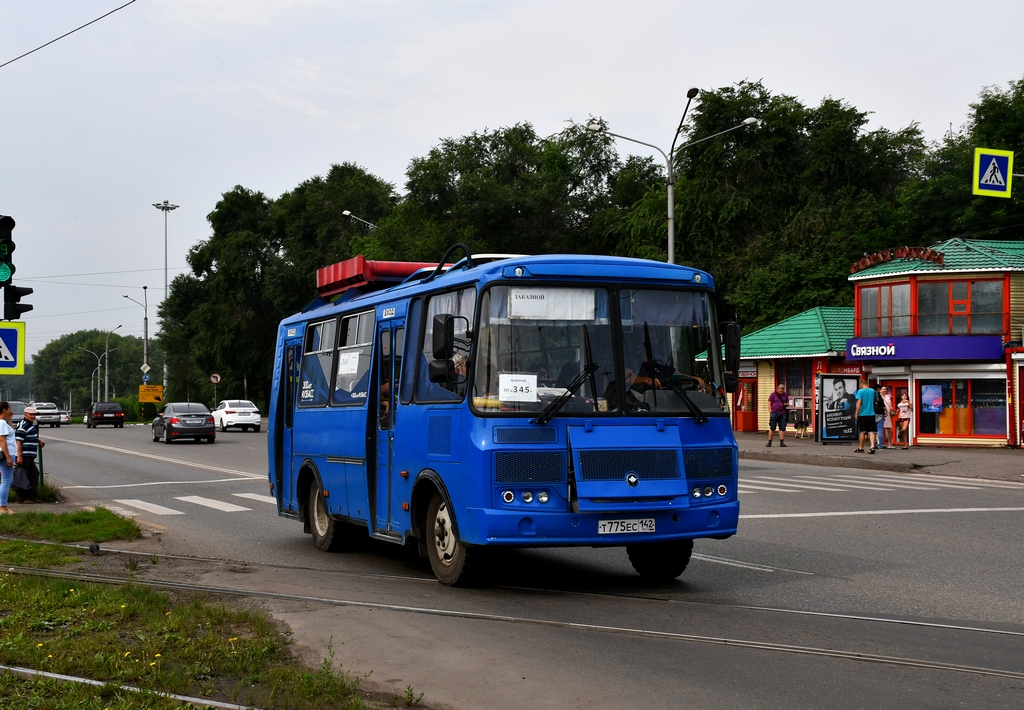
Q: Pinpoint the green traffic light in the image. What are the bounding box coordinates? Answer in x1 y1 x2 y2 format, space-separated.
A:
0 263 10 283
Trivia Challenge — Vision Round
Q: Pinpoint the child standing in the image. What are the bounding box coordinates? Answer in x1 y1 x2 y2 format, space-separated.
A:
897 392 913 449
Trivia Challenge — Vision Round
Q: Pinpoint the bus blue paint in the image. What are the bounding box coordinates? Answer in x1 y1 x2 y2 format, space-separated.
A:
268 253 739 585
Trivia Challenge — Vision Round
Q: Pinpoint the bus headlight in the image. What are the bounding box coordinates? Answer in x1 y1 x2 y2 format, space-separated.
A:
703 486 714 498
692 487 702 498
522 491 534 503
537 491 549 504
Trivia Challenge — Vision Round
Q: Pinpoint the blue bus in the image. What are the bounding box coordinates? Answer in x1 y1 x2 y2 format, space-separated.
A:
268 245 742 586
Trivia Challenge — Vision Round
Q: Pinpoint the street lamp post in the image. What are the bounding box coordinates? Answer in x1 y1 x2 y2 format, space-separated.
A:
80 348 102 403
152 200 178 390
341 210 376 229
123 286 149 368
105 325 122 401
588 101 759 264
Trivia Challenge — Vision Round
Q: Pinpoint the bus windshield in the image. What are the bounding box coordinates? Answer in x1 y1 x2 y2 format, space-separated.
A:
472 285 726 417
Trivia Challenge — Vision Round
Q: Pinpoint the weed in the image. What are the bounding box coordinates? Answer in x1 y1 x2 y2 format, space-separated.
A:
402 684 424 706
149 554 159 565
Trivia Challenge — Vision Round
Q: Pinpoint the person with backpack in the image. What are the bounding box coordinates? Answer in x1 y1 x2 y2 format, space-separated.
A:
854 378 878 453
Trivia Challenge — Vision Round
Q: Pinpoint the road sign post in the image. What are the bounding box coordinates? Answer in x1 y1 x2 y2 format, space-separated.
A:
973 147 1014 198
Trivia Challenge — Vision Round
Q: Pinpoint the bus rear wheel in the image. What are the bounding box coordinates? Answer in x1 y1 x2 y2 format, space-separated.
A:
425 493 481 586
626 539 693 582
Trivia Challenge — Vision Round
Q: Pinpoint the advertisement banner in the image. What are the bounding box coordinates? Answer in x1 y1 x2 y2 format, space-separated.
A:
818 374 859 442
921 384 944 413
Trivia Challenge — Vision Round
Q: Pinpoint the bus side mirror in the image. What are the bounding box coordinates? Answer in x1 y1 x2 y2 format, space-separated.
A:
722 321 741 393
431 314 454 360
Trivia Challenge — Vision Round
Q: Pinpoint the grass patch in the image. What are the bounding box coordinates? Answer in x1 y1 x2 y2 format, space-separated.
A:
0 539 83 568
0 507 141 544
0 572 372 708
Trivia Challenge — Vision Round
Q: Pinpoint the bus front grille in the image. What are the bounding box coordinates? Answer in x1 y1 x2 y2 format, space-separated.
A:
494 451 567 484
493 427 558 444
682 448 734 480
577 449 679 481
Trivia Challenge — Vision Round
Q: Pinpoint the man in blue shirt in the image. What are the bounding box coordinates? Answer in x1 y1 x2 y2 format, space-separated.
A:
15 405 43 502
854 378 878 453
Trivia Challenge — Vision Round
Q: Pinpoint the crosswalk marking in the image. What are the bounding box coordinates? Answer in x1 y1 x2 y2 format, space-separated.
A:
114 499 185 516
174 496 251 512
793 475 897 491
737 483 800 493
868 473 1021 489
829 475 942 490
745 476 848 492
233 493 277 504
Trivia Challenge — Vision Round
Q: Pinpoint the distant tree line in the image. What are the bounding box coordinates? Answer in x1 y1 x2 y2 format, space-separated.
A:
22 77 1024 409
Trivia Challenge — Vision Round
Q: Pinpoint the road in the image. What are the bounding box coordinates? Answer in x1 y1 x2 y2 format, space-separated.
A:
36 424 1024 709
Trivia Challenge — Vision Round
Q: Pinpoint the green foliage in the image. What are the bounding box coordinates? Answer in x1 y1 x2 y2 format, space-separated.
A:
0 507 142 544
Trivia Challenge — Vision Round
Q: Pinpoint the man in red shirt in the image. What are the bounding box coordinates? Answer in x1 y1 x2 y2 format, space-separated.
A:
766 383 789 447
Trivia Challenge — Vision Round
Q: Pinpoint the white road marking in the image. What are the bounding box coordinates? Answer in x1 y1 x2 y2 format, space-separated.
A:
868 473 1022 489
233 493 277 504
793 475 898 491
62 478 258 490
174 496 252 512
829 475 941 490
113 499 186 515
744 476 848 491
45 436 263 479
691 553 814 575
850 474 981 489
742 507 1024 519
737 484 800 493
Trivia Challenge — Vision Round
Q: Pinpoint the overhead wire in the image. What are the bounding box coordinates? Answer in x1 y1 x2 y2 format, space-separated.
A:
0 1 139 70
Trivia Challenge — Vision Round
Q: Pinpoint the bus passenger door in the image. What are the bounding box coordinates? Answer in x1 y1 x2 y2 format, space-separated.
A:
278 340 301 513
374 324 404 536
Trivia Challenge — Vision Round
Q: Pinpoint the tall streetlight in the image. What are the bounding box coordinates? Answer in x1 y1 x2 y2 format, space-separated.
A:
80 348 102 403
588 101 759 264
105 325 122 401
153 200 178 390
341 209 376 229
122 286 149 369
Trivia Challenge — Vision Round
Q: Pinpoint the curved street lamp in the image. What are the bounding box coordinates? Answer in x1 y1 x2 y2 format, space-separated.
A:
341 209 376 230
588 98 759 264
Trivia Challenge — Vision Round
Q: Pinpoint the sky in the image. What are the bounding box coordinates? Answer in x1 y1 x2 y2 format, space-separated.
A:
2 0 1023 361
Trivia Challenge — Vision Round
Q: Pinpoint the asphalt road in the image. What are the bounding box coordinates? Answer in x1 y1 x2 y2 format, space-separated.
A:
37 424 1024 709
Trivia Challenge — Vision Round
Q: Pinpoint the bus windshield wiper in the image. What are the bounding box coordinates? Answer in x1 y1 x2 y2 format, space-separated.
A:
664 377 708 424
534 362 599 426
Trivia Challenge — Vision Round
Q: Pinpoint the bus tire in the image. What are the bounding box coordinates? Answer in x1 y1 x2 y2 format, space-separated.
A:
309 484 347 552
626 539 693 581
425 493 481 586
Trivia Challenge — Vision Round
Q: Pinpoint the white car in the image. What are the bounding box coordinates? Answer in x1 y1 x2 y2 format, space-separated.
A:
212 400 261 432
32 402 63 427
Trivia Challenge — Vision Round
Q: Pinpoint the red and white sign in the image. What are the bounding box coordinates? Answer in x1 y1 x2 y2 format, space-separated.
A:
210 373 222 384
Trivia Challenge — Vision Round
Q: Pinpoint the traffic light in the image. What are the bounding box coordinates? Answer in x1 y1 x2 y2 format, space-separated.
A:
0 215 14 286
4 285 33 321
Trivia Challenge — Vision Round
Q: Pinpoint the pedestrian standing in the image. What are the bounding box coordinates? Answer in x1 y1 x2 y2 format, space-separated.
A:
854 378 878 453
766 383 789 448
0 402 16 514
897 392 913 449
15 405 43 503
881 387 894 449
873 383 886 449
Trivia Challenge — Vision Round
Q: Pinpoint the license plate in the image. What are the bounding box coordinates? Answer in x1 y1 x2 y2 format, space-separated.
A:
186 419 203 425
103 414 113 417
597 518 655 535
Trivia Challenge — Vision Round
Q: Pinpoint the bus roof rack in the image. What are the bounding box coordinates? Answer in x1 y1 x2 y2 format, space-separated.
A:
316 255 443 297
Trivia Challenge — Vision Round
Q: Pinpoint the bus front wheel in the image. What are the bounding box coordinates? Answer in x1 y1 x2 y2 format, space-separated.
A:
310 485 346 552
626 539 693 581
425 493 480 586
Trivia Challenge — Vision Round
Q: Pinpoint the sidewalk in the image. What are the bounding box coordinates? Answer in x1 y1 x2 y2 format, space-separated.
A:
735 431 1024 483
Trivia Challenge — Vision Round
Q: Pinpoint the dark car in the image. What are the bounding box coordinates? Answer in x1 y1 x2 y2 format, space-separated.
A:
152 402 215 444
8 401 26 426
86 402 125 428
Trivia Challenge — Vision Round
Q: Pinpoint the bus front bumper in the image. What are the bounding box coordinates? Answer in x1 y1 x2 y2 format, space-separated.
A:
458 501 739 546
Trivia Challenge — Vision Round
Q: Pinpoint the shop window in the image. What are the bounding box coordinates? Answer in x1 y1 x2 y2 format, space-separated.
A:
917 378 1005 437
916 280 1003 335
859 283 910 337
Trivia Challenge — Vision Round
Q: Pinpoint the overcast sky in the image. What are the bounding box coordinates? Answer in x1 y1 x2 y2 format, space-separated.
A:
3 0 1022 360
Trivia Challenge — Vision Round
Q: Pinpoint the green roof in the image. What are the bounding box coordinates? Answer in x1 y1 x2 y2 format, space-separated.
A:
740 307 854 359
850 238 1024 280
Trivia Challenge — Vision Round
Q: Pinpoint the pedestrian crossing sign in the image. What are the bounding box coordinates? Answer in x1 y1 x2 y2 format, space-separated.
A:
973 147 1013 198
0 322 26 375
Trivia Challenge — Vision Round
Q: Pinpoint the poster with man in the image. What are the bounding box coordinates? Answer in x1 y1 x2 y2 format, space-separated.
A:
819 374 859 441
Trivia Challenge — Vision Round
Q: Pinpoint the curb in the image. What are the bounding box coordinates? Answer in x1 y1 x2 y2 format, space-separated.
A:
740 450 920 474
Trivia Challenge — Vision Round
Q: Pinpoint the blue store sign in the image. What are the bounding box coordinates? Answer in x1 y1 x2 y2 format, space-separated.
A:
846 336 1004 361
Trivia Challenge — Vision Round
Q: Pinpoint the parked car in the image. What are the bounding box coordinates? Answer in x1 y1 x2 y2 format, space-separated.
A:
86 402 126 428
8 401 26 426
31 402 62 427
58 410 72 425
152 402 215 444
211 400 261 432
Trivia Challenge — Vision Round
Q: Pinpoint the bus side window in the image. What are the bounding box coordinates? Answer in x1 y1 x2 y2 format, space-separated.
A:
332 311 375 405
415 288 476 402
298 319 337 407
399 299 420 405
